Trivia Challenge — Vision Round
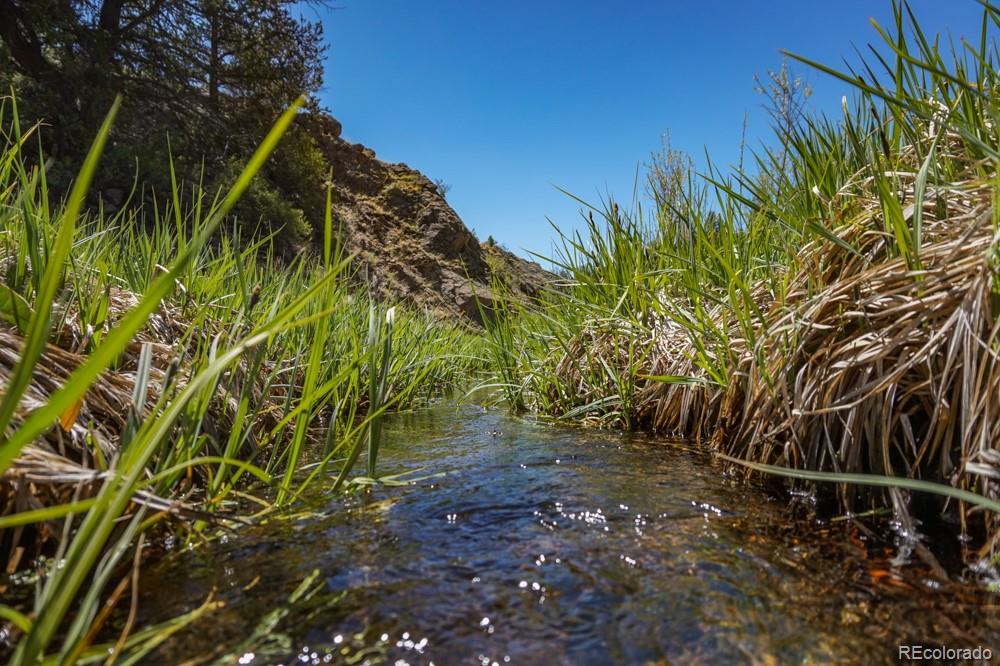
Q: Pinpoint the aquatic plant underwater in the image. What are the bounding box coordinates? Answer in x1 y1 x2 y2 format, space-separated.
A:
482 1 1000 564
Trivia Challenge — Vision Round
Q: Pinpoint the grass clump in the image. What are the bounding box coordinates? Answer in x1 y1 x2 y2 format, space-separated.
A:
0 95 480 662
485 1 1000 561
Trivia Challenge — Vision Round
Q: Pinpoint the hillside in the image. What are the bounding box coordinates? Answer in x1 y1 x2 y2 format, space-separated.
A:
304 113 550 324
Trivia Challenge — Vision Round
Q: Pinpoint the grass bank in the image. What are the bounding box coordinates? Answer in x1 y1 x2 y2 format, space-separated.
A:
483 1 1000 563
0 97 482 662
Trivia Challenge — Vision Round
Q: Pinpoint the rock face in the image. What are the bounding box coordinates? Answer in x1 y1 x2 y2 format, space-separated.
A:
303 113 550 324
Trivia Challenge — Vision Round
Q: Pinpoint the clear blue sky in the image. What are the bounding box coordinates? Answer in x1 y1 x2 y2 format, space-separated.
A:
299 1 986 261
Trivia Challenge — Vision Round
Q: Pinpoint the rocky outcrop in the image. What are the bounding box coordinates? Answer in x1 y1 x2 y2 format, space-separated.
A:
303 113 550 324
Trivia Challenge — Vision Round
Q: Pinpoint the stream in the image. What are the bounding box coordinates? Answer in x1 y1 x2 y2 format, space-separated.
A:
129 403 1000 664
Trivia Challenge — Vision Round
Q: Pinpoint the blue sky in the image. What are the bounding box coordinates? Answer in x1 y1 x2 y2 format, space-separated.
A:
300 1 987 261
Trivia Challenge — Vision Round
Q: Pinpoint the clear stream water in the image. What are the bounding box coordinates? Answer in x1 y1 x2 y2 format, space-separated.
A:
129 404 1000 665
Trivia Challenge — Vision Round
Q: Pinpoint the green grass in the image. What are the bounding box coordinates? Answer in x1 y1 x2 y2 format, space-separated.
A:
2 0 999 658
483 0 1000 550
0 95 482 662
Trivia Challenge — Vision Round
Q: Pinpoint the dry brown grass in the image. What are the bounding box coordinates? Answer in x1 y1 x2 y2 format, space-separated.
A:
635 315 729 440
726 181 999 536
552 144 1000 554
0 289 282 565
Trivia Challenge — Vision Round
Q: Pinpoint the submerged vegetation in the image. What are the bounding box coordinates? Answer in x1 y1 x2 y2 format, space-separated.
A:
0 97 480 661
483 2 1000 561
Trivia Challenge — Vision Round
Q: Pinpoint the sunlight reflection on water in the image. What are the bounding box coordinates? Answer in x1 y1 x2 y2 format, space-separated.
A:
130 403 1000 665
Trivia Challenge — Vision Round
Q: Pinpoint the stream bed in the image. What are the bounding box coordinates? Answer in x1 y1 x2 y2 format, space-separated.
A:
130 404 1000 664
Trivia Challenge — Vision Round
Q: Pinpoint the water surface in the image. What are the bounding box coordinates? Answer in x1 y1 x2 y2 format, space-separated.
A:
131 404 1000 664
